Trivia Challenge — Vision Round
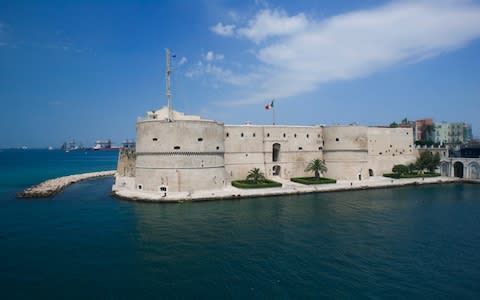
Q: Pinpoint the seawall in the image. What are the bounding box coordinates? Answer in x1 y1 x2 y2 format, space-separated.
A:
112 176 466 203
17 170 116 198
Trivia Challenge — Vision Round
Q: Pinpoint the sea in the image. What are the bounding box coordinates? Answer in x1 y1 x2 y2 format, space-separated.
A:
0 149 479 299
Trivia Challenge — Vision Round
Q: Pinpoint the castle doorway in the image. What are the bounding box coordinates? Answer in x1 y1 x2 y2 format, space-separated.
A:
273 165 281 176
454 162 464 178
272 143 281 162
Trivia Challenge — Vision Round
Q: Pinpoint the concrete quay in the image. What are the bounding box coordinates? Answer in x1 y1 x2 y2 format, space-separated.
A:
17 170 116 198
112 176 465 203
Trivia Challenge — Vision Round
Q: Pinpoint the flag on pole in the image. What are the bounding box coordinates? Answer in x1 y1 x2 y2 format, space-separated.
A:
264 100 274 110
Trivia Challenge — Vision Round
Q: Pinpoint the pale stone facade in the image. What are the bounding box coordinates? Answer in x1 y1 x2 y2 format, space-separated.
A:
114 107 419 194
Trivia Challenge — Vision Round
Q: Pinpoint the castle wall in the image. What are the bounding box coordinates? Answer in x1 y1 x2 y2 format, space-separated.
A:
125 108 422 193
367 127 417 176
134 119 226 192
323 126 369 180
224 125 323 180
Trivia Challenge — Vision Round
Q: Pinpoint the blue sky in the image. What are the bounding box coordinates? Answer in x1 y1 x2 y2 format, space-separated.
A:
1 0 479 148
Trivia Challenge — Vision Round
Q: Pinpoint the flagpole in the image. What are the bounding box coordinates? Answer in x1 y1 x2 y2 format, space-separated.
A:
272 106 275 125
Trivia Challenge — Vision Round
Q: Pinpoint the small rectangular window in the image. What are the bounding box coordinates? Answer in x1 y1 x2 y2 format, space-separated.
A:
174 146 180 150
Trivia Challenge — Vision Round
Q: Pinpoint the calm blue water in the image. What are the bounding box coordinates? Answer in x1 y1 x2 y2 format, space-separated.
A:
1 150 479 299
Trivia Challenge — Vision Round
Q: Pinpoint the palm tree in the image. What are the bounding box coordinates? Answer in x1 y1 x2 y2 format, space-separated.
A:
246 168 266 184
305 159 328 178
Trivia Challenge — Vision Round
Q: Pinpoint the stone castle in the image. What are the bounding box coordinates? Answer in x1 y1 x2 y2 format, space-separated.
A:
113 106 418 194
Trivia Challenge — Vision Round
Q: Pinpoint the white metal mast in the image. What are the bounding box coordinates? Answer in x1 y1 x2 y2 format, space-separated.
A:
165 48 173 122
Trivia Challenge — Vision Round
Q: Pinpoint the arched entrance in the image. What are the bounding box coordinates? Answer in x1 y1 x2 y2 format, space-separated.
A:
368 169 374 177
469 162 480 179
453 162 464 178
272 143 281 162
273 165 281 176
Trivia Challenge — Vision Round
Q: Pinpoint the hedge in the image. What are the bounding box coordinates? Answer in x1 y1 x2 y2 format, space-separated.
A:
383 173 441 179
291 177 337 185
231 179 282 189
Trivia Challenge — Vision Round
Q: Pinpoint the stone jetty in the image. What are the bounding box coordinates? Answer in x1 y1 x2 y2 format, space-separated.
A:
17 170 116 198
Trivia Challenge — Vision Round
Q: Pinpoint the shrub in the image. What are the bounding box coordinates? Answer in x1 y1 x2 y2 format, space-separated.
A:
291 177 337 185
231 179 282 189
392 164 409 175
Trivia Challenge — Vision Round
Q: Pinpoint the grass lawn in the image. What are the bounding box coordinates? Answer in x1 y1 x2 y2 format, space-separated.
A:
291 177 337 185
231 179 282 189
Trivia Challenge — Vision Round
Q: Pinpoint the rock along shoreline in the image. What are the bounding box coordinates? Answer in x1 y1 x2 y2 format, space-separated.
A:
16 170 116 198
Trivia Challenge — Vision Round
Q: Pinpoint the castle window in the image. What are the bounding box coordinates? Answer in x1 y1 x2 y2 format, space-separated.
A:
226 133 229 137
267 133 270 137
318 147 323 150
406 132 409 135
241 133 244 137
253 133 256 137
152 138 158 141
197 138 203 142
336 138 339 142
298 147 303 150
283 133 286 138
137 184 143 190
174 146 181 150
294 134 297 138
306 134 309 138
216 146 220 150
318 134 321 138
379 152 383 155
390 145 392 147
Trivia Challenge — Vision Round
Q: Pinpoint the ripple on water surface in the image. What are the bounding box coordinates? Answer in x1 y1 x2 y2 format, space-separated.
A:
1 180 480 299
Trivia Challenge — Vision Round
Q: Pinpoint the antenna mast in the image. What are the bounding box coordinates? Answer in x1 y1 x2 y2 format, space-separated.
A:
165 48 173 122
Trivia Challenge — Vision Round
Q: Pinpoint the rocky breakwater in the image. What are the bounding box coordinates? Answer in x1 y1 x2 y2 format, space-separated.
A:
17 170 116 198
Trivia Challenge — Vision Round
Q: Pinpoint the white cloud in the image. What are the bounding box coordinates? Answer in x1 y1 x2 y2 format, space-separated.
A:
210 22 236 36
178 56 188 66
210 1 480 105
237 9 308 43
205 51 224 61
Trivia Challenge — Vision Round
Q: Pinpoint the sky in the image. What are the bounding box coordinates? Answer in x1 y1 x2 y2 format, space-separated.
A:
1 0 480 148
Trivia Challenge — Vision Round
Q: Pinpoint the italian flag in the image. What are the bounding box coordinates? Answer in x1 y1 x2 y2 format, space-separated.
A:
265 100 274 110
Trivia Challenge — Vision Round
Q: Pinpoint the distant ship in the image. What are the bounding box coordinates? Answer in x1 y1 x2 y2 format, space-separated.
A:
93 139 120 151
61 141 82 152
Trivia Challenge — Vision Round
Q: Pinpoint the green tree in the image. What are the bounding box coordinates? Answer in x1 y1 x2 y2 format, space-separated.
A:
305 159 328 178
246 168 266 184
407 162 417 174
427 152 441 173
392 164 409 175
416 151 441 174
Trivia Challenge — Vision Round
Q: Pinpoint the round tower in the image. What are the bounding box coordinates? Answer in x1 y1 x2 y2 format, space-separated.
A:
134 108 226 193
323 126 369 180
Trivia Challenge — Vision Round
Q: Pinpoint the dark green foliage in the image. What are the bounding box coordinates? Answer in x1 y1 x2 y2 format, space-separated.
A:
245 168 266 184
416 151 441 173
231 179 282 189
291 177 337 185
392 164 409 175
384 173 440 179
389 122 399 128
305 159 328 178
